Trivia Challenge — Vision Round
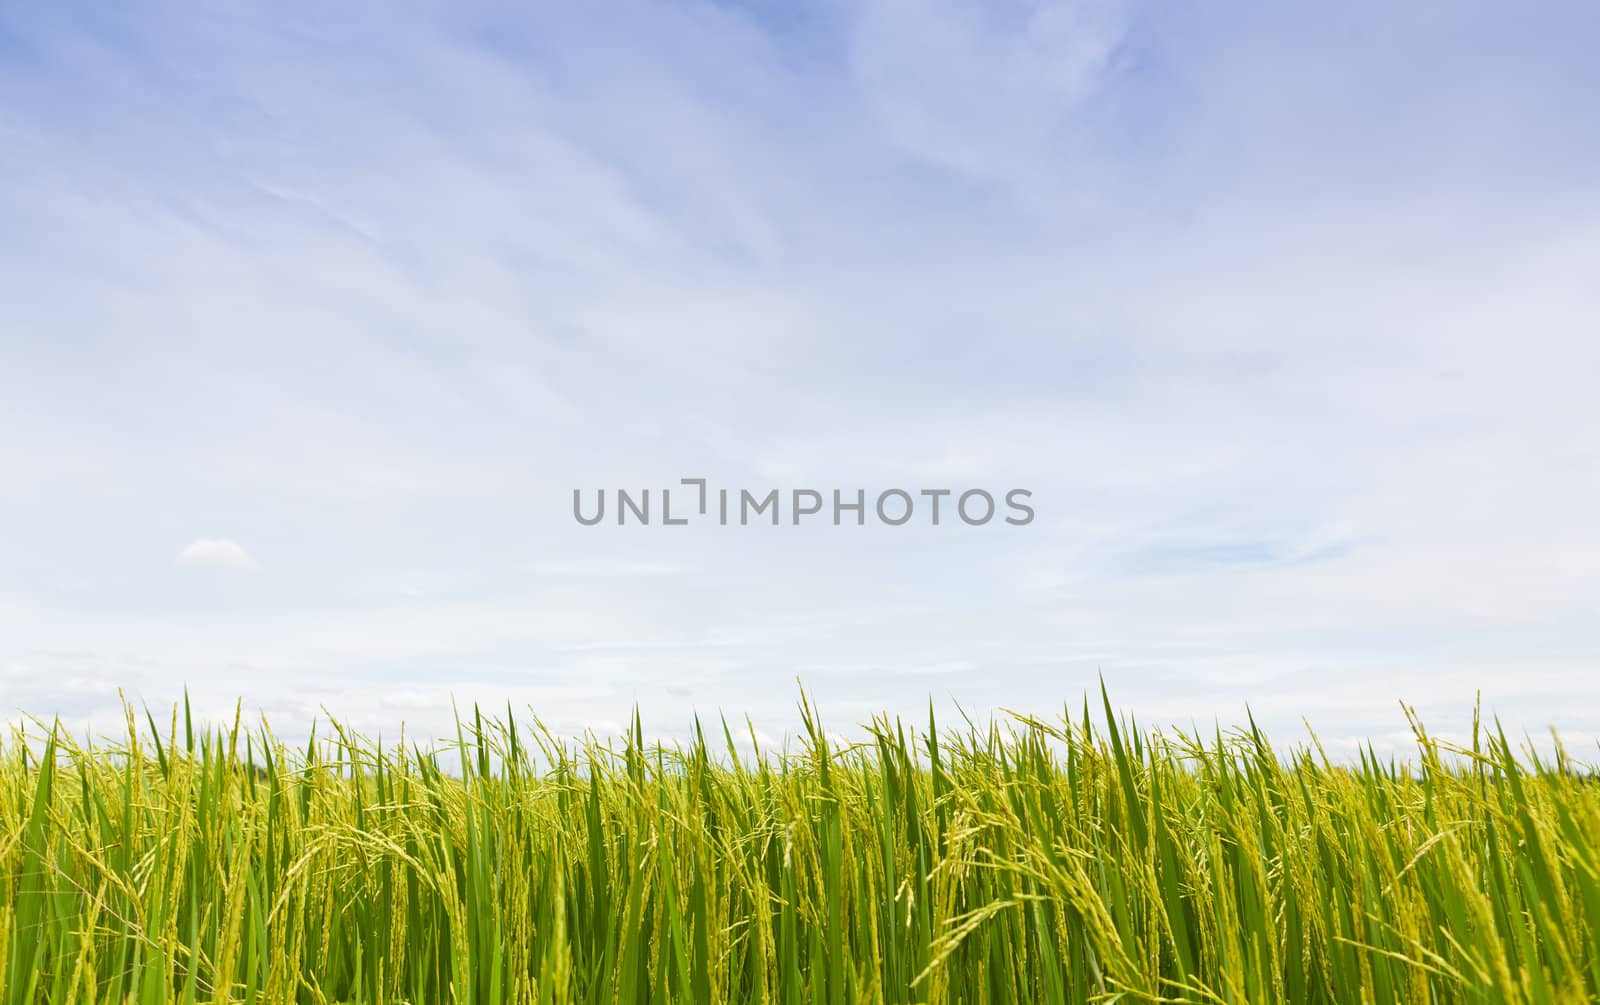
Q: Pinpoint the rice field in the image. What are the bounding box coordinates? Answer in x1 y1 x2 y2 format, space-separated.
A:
3 690 1598 1004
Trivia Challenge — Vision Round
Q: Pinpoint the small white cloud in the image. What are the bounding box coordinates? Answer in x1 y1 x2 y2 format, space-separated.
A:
176 538 258 572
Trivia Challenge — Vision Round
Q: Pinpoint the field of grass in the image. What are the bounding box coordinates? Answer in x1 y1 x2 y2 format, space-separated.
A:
3 690 1599 1004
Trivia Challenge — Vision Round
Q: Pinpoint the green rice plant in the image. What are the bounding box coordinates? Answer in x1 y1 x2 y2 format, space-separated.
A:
2 687 1598 1003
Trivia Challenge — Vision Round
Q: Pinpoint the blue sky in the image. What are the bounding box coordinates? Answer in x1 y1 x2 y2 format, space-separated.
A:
2 0 1598 753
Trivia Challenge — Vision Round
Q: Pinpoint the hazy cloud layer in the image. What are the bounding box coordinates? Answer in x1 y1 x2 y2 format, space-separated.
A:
2 0 1598 752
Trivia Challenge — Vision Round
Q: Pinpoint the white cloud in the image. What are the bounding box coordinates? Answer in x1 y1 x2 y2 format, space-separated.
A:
176 539 258 573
